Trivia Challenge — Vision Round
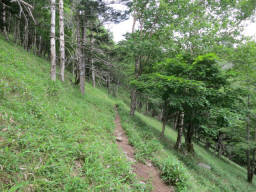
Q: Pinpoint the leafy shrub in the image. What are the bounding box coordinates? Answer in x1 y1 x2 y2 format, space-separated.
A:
154 158 188 192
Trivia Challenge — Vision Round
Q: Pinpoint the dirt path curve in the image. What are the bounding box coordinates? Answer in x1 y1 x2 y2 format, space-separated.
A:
114 110 174 192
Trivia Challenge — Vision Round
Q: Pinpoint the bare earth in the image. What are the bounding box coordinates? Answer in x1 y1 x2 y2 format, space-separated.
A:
114 111 174 192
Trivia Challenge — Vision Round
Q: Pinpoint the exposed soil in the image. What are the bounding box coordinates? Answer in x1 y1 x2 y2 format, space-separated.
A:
114 111 174 192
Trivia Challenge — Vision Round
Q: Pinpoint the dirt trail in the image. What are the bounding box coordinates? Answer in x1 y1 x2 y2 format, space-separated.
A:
114 111 174 192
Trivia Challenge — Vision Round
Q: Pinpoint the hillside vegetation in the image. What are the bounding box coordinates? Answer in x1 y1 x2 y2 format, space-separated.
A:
0 38 256 191
0 37 144 191
118 104 256 192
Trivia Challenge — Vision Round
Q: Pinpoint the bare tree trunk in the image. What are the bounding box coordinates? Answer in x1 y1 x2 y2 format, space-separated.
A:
173 113 179 130
33 28 37 54
92 58 96 88
76 18 84 94
185 121 195 153
130 89 137 116
38 35 42 55
59 0 65 82
217 133 224 158
7 12 11 33
50 0 56 81
3 3 9 40
175 112 184 150
107 75 111 95
246 95 253 183
160 101 168 138
16 12 21 44
23 16 29 50
130 14 140 116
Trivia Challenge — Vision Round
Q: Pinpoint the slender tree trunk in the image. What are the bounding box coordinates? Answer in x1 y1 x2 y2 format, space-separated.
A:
130 89 137 115
7 12 11 33
217 133 224 158
130 14 140 116
92 58 96 88
160 101 168 138
175 112 184 150
16 12 21 44
107 75 111 95
174 113 179 130
146 99 149 114
50 0 56 81
3 3 8 40
82 19 87 83
33 28 37 54
185 121 195 153
76 17 84 94
246 95 253 183
23 16 29 50
59 0 65 82
38 35 42 56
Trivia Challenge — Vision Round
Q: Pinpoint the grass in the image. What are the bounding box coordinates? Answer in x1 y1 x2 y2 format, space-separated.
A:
0 37 149 191
117 103 256 192
1 36 255 192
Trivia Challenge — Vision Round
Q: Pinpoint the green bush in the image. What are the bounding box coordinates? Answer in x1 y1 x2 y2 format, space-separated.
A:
154 158 188 192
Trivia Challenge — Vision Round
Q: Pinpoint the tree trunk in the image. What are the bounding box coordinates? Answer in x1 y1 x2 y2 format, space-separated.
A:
33 28 37 54
129 14 140 116
38 35 42 56
185 121 194 153
92 58 96 88
50 0 56 81
146 99 149 114
175 112 184 150
59 0 65 82
3 3 9 40
76 17 84 94
160 101 168 138
16 12 21 44
217 133 224 158
246 95 253 183
130 89 137 116
173 112 179 130
23 17 29 50
107 75 111 95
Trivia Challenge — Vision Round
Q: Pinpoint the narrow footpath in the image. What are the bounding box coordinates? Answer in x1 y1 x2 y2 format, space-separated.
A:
114 110 174 192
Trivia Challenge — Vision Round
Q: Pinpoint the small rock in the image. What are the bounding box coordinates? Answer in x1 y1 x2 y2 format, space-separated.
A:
127 156 136 163
116 137 123 142
198 162 211 170
2 128 8 132
146 161 152 167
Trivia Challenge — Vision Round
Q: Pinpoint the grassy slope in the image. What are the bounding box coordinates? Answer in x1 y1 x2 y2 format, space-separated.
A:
117 103 256 192
1 37 255 192
0 37 149 192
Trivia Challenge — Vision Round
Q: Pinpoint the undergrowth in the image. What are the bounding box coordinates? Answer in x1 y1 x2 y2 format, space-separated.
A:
117 102 256 192
0 37 147 191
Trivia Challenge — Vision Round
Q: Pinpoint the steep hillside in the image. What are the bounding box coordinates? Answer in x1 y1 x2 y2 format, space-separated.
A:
0 37 144 191
0 37 255 192
117 104 256 192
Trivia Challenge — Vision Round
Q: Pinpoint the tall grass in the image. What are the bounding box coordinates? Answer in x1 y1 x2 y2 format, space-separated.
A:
0 37 147 191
